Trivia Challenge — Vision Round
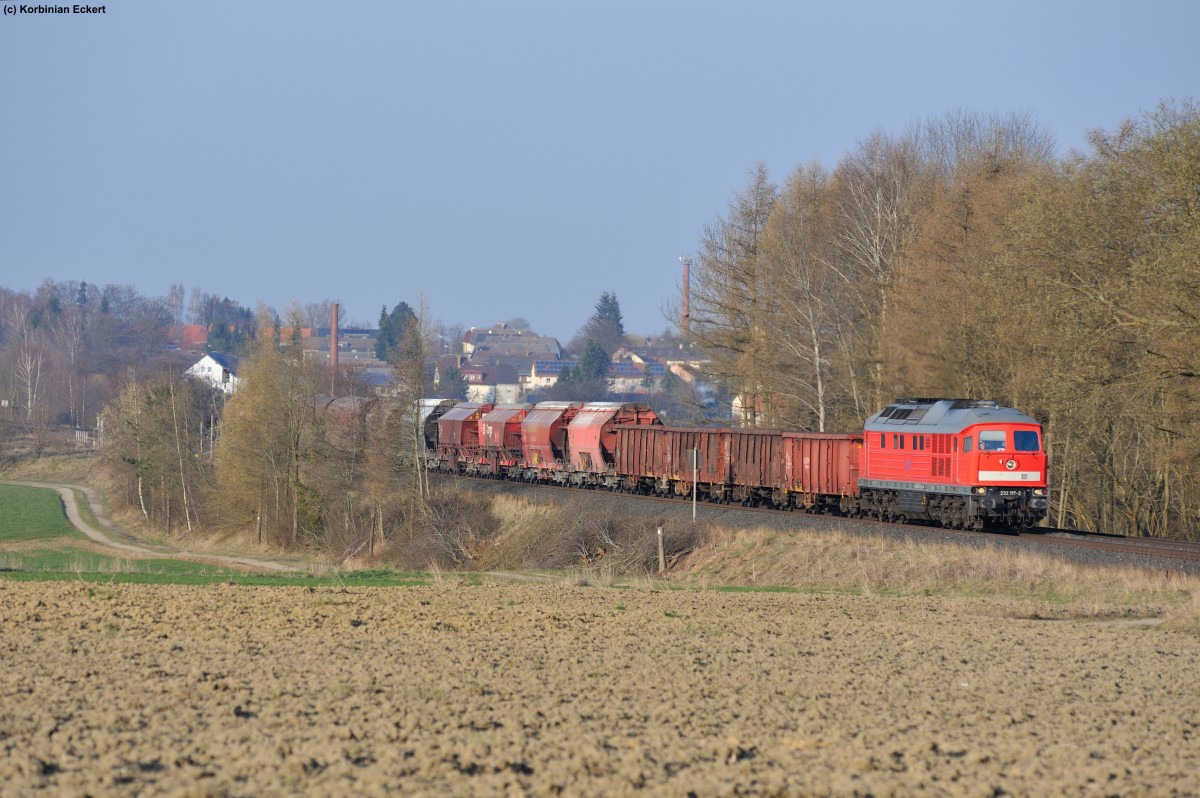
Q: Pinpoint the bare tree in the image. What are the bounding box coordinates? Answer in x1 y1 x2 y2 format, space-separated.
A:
167 283 186 328
760 163 856 431
830 131 923 412
688 164 778 426
100 373 210 531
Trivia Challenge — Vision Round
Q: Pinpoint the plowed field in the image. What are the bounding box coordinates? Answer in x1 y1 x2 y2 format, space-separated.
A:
3 580 1197 796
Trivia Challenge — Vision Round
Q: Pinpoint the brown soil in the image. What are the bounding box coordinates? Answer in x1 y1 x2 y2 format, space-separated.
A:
2 581 1197 796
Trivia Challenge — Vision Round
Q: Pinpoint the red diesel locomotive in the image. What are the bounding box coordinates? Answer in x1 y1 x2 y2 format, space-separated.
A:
858 398 1048 529
423 397 1048 531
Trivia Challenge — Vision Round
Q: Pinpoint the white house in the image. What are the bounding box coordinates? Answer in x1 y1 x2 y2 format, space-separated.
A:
185 352 240 394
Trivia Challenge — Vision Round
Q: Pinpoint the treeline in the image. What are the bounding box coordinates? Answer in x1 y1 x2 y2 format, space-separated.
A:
685 100 1199 538
98 307 434 562
0 280 253 455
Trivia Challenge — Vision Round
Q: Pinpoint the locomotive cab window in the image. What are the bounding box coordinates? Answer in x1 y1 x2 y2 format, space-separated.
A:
963 436 972 453
1014 430 1040 451
979 430 1006 451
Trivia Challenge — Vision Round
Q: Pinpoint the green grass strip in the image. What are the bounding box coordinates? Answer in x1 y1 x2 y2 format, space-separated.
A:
0 484 84 542
0 569 432 587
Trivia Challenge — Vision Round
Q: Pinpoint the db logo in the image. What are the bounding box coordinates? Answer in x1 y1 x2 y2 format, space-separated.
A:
1005 459 1017 471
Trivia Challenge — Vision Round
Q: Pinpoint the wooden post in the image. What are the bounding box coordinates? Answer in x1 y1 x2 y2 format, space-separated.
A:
692 447 698 522
657 526 665 574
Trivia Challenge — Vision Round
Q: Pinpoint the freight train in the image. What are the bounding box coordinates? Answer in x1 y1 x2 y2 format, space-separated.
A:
418 397 1049 531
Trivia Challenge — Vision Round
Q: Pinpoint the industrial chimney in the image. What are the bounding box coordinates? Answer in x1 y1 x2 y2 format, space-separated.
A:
329 302 339 395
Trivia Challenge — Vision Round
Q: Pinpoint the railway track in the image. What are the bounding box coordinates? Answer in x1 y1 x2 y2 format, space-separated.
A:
434 472 1200 569
1030 528 1200 563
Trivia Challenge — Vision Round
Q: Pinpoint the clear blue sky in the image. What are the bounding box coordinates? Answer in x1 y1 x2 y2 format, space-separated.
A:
3 1 1196 341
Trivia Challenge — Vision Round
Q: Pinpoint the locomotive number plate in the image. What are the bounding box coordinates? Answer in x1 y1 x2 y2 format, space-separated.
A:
998 490 1023 497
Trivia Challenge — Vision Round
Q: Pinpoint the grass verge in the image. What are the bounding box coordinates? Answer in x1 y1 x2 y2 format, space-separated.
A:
0 483 85 542
0 483 434 587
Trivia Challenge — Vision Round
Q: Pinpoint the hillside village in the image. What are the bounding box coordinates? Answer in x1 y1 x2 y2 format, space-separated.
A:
182 319 708 405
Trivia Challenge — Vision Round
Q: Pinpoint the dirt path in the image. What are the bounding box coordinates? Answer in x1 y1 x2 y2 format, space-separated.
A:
4 481 299 573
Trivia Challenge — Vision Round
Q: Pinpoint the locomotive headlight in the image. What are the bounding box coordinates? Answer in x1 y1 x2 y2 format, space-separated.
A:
972 486 986 494
1033 488 1047 496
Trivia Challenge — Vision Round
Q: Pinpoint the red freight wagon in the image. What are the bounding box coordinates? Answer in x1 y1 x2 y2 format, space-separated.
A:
420 398 458 452
567 402 659 481
479 404 532 472
521 401 582 476
614 426 729 497
436 402 493 470
612 424 662 484
782 432 862 511
725 428 788 504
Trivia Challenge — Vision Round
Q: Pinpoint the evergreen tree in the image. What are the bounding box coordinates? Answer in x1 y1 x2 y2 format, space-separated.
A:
594 292 624 336
577 339 610 381
375 302 418 361
576 291 626 354
438 367 469 401
542 339 610 401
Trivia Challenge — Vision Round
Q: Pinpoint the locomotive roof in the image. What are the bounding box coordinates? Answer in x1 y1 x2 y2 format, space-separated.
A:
864 398 1040 434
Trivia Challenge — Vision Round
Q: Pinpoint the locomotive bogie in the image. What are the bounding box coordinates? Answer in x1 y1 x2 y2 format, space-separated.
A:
973 486 1048 529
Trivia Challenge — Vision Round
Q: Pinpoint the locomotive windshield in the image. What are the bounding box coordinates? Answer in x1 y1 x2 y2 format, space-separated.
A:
979 430 1007 451
1014 430 1040 451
